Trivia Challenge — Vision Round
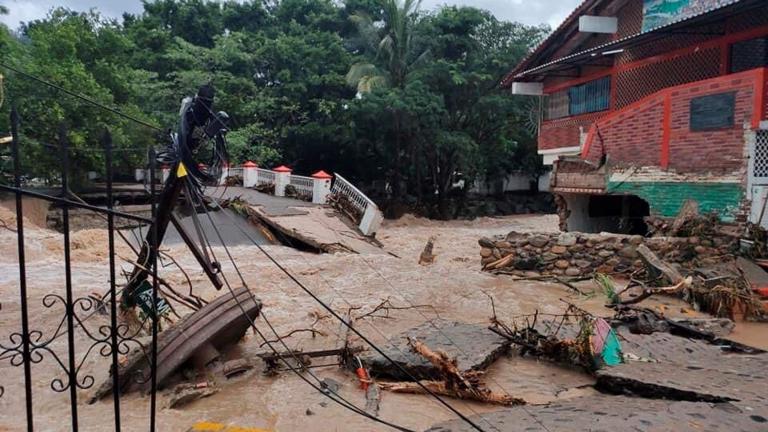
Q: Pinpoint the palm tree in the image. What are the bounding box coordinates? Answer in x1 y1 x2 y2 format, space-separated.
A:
346 0 429 92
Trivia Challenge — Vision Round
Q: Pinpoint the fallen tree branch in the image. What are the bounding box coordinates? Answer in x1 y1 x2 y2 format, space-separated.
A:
402 337 525 406
259 328 328 347
353 297 440 321
619 277 692 305
0 217 17 233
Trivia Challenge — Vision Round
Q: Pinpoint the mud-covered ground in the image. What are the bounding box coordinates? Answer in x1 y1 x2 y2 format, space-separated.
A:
0 202 766 431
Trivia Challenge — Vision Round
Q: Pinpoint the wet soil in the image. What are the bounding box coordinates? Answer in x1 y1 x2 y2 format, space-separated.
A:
0 205 766 431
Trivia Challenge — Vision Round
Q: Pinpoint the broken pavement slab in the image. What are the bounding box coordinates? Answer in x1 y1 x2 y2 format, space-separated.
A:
596 327 768 406
215 187 384 254
360 320 511 380
596 358 768 404
425 394 768 432
737 257 768 297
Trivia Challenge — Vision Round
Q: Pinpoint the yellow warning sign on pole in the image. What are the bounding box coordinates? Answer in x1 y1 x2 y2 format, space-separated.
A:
177 162 188 178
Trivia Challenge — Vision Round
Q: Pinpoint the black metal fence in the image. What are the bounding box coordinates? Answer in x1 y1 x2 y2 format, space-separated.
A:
0 107 161 431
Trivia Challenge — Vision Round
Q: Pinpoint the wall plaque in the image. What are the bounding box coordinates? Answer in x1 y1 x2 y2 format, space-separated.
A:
690 92 735 131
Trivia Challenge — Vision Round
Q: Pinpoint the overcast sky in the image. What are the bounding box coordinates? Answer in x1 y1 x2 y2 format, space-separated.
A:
0 0 581 30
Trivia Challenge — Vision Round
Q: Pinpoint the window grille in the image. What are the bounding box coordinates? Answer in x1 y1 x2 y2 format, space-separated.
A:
731 37 768 73
545 77 610 120
755 130 768 178
545 89 570 120
569 77 611 116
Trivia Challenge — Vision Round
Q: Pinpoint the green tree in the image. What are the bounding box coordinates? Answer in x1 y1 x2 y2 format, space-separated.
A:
0 0 547 217
2 9 156 185
345 0 429 92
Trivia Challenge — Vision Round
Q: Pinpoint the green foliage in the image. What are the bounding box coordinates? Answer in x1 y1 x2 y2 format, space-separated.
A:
595 273 620 304
0 0 547 215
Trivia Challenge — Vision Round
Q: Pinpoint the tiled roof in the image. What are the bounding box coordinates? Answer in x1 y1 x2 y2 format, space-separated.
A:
503 0 746 85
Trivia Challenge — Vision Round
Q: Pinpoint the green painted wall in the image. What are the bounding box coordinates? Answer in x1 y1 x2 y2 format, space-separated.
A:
607 181 743 220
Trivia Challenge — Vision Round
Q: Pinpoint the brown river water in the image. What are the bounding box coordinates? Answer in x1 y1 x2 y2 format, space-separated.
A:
0 203 766 431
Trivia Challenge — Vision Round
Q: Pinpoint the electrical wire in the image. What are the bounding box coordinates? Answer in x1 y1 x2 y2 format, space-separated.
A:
247 211 506 432
0 62 163 132
191 192 487 432
291 193 552 432
180 175 418 432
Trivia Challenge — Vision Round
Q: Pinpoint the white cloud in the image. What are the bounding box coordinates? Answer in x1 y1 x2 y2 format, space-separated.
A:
0 0 581 29
1 0 50 27
420 0 580 28
0 0 145 28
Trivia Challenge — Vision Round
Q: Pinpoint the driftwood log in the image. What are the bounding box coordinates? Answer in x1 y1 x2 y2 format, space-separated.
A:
419 236 437 265
636 244 686 285
377 338 524 406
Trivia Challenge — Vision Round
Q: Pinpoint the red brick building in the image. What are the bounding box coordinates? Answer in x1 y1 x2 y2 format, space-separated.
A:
504 0 768 233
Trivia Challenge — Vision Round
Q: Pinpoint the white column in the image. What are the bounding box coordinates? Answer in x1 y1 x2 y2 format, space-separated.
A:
359 204 384 236
243 161 257 187
274 166 292 197
311 170 333 204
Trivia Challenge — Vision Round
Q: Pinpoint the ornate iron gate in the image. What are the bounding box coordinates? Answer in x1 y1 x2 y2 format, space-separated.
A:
0 107 161 431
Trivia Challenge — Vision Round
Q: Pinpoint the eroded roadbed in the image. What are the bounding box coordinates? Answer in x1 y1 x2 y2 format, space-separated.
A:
213 187 384 254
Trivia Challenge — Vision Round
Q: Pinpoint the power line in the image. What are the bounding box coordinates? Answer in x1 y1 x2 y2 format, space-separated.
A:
0 62 163 132
274 213 506 432
181 176 417 432
199 196 487 432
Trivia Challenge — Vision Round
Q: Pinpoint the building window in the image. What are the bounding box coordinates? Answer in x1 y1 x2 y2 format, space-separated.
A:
544 77 611 120
545 90 570 120
569 76 611 116
730 37 768 73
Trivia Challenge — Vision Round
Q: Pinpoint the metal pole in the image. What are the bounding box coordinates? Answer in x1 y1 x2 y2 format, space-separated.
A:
103 130 121 431
11 107 34 432
148 148 158 431
59 124 79 430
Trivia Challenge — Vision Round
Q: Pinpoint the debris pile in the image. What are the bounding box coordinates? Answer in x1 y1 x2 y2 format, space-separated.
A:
479 231 738 278
489 303 622 371
224 175 243 186
359 320 524 406
327 193 364 223
378 338 524 406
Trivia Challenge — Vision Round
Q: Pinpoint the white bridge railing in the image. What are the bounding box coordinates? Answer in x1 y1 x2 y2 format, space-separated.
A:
332 173 383 236
141 162 382 236
289 174 315 200
228 166 244 178
256 168 277 186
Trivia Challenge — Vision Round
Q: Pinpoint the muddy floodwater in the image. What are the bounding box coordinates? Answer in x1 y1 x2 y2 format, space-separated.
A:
1 203 767 431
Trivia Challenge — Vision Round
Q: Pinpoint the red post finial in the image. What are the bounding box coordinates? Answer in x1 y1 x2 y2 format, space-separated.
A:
273 165 292 173
311 170 333 179
242 160 257 168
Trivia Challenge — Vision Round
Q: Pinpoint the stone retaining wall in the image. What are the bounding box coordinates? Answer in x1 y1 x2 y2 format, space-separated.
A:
479 231 739 277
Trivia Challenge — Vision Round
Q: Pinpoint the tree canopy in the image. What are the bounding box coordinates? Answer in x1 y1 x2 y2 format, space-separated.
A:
0 0 548 218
